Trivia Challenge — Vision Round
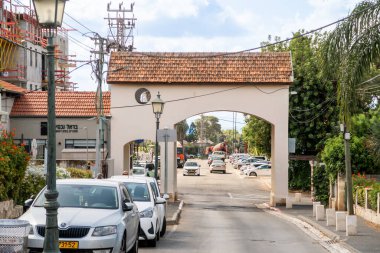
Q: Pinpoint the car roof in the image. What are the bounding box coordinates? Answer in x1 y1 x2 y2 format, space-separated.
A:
56 178 121 187
109 175 152 184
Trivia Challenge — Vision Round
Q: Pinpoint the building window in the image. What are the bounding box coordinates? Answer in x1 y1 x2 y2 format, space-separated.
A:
35 85 38 91
35 50 38 67
41 122 48 136
29 84 32 90
65 139 97 149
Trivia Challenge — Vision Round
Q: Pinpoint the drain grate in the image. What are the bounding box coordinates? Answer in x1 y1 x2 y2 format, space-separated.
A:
324 239 338 245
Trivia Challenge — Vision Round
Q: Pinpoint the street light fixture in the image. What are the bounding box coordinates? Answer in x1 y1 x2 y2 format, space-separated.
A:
151 92 165 179
32 0 67 252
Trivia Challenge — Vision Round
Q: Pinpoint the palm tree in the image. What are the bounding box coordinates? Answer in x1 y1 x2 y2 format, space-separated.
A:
321 0 380 215
322 0 380 123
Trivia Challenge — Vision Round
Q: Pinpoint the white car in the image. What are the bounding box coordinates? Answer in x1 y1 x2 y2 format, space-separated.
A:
132 166 146 177
112 175 168 238
183 161 201 176
110 177 164 247
245 164 272 176
209 159 226 173
19 179 140 253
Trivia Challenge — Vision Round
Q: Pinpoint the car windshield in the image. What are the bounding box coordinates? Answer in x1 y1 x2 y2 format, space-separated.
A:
132 167 145 175
124 182 150 202
34 184 119 209
185 162 198 167
213 160 224 164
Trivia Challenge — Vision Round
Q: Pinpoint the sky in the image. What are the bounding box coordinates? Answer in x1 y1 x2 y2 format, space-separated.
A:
21 0 363 131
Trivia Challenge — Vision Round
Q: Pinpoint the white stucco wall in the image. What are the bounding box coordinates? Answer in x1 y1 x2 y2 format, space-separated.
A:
110 83 289 205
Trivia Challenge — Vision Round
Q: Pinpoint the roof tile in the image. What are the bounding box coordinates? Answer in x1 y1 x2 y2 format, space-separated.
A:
0 80 27 93
10 91 111 117
107 52 293 84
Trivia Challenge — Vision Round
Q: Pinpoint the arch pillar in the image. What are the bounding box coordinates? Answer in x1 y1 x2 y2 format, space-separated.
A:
160 141 178 200
270 123 289 206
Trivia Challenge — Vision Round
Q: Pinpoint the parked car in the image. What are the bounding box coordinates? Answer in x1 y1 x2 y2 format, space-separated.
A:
110 177 165 247
112 175 168 238
209 159 226 174
19 179 140 253
183 161 201 176
245 164 272 176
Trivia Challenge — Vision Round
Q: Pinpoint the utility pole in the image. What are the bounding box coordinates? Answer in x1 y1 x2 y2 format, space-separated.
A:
91 35 107 177
105 2 136 52
341 123 354 215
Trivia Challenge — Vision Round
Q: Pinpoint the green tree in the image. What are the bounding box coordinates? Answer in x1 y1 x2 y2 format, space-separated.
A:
175 120 189 145
262 32 339 155
194 115 222 144
241 116 271 157
321 0 380 126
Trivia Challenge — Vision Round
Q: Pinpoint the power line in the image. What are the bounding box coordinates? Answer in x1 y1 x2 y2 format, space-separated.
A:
65 13 97 35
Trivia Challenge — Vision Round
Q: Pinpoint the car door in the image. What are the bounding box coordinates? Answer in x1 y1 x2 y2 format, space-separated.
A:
120 185 139 247
150 181 165 230
259 165 271 176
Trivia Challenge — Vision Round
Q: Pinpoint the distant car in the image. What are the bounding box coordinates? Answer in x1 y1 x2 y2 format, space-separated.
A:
188 154 195 159
245 164 272 176
183 161 201 176
19 179 140 253
209 159 226 174
110 177 165 247
132 166 146 176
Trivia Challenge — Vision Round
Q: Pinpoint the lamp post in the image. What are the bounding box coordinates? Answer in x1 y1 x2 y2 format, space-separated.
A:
151 92 165 179
32 0 67 252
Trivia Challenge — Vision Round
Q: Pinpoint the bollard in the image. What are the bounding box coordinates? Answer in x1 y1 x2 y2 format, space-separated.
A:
336 211 346 231
286 197 293 209
326 208 336 226
316 205 325 221
346 215 357 236
313 201 321 217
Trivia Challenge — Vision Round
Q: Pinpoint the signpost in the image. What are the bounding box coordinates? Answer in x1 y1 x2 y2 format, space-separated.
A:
157 128 177 195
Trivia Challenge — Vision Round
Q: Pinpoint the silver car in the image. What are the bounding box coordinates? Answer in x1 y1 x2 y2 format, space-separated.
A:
19 179 140 253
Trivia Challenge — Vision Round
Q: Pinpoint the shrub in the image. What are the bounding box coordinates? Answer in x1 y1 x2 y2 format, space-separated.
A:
352 174 380 211
0 130 30 203
288 160 311 191
66 167 92 178
313 165 329 205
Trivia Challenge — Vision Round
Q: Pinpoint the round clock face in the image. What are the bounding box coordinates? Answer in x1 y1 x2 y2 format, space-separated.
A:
135 88 151 104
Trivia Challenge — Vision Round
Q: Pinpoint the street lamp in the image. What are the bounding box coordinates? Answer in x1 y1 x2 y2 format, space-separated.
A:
32 0 67 252
152 92 165 179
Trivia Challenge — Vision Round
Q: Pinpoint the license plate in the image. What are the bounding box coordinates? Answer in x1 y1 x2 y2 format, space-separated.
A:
59 241 79 249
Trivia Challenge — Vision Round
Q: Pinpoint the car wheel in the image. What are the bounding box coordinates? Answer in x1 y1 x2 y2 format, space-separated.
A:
183 174 186 176
120 231 127 252
160 217 167 237
250 172 257 177
128 236 138 253
223 171 226 174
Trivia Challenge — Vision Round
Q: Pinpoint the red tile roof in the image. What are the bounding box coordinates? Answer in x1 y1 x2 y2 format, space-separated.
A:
10 91 111 117
0 80 27 94
107 52 293 84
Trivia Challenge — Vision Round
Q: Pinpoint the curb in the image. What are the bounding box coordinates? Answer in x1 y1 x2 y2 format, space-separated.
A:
167 200 184 225
297 215 361 253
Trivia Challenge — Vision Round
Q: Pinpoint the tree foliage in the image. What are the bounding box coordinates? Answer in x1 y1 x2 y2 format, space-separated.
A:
194 115 222 144
241 116 271 157
321 0 380 127
262 32 339 155
0 130 30 203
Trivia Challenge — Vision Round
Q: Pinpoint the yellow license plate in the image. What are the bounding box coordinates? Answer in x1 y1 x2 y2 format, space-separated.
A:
59 241 79 249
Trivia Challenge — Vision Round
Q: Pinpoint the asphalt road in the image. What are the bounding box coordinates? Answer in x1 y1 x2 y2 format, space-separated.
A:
140 159 328 253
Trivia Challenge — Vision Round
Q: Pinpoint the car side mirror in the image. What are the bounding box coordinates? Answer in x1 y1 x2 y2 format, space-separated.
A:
24 198 34 212
156 197 166 205
122 202 134 212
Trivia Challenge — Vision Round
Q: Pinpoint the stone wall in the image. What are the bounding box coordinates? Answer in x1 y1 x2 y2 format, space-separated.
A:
0 200 23 219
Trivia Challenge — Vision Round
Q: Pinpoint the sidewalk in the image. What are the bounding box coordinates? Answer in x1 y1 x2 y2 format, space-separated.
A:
268 204 380 253
166 200 184 225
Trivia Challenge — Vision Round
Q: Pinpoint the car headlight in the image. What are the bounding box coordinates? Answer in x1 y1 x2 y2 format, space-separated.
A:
92 226 117 236
139 207 154 218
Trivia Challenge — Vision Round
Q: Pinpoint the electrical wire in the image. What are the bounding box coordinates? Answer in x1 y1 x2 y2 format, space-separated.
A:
65 13 97 35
